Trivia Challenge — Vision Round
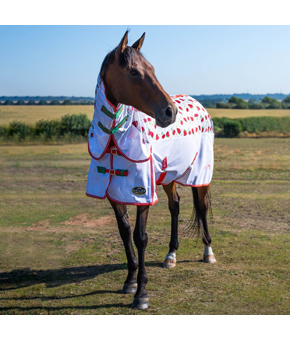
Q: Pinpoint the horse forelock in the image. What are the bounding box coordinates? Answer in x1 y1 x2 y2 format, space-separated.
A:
119 47 143 68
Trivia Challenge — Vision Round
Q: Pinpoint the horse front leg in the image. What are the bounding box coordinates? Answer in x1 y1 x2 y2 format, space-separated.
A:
109 199 138 294
132 205 150 310
162 182 180 268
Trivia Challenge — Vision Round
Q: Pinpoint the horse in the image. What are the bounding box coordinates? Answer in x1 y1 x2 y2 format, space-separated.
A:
86 31 216 310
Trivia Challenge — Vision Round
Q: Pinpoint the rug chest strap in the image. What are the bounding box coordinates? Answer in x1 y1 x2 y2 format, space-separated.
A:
97 166 128 177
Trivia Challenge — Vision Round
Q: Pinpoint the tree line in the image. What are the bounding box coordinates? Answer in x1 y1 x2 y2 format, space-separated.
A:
0 99 94 105
216 96 290 109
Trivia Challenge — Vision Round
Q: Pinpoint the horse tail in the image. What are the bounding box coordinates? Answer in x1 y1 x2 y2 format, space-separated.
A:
185 186 212 242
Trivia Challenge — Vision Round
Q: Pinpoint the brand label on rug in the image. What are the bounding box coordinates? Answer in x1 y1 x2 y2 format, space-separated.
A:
132 186 146 196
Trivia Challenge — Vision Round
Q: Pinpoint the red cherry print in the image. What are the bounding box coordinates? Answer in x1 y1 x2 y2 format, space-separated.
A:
162 134 165 139
197 106 200 111
189 131 191 135
192 128 194 133
154 124 157 129
191 117 194 121
201 118 204 122
179 106 183 111
186 108 189 112
205 115 208 119
156 135 159 140
183 118 187 122
202 108 205 112
144 118 147 123
142 127 145 132
176 100 181 104
184 130 187 136
199 126 201 130
177 128 181 134
188 104 193 109
166 131 170 137
196 127 198 132
180 120 183 125
149 131 154 137
132 121 138 128
148 118 151 122
194 114 198 117
173 130 176 135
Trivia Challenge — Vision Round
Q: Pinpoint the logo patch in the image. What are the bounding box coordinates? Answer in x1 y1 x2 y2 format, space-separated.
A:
132 186 146 196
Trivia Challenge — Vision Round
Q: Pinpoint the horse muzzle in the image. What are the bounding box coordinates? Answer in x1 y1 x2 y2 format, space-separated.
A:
156 104 177 127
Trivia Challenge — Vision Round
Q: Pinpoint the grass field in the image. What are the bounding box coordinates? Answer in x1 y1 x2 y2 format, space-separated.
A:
0 138 289 315
1 105 290 125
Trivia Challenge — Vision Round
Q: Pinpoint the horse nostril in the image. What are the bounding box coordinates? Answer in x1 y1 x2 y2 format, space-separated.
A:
165 107 173 119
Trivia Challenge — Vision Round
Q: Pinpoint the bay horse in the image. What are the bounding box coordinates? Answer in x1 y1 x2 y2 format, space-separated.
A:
86 31 216 310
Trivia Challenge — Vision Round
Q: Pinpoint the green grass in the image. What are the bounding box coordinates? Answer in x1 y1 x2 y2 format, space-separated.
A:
0 139 290 314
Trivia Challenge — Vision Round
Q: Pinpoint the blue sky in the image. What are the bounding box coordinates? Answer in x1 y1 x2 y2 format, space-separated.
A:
1 25 290 97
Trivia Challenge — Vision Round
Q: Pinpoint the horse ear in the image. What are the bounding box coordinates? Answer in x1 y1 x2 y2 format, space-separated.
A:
116 31 129 54
131 33 145 51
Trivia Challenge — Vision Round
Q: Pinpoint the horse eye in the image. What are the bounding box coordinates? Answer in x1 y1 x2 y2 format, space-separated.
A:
129 69 140 77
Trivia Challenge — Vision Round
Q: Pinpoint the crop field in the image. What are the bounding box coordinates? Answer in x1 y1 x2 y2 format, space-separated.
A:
0 138 289 315
1 105 290 125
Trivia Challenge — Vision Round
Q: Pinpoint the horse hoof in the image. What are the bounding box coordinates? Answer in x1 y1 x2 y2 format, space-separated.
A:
163 258 176 269
131 297 149 310
121 283 137 294
203 254 217 263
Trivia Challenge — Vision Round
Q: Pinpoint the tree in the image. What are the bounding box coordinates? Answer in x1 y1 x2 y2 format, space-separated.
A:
261 96 282 109
49 100 60 105
27 99 35 105
283 96 290 103
228 96 248 109
62 99 72 105
38 99 47 105
4 99 14 105
16 99 25 105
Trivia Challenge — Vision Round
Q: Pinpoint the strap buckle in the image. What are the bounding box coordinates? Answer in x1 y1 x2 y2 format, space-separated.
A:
109 169 116 175
110 148 118 155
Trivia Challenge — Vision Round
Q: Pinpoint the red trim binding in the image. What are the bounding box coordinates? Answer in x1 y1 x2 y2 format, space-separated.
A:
150 148 154 202
86 192 106 200
174 181 211 188
111 135 150 163
106 193 159 206
88 135 112 161
156 172 167 185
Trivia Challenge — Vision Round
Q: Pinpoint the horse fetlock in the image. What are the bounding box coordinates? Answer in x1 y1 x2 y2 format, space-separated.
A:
121 282 138 294
163 251 176 268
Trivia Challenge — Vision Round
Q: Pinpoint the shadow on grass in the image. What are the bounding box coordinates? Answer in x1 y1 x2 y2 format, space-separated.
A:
0 261 161 291
0 303 132 313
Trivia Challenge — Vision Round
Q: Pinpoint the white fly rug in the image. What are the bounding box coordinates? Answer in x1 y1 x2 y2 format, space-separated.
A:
86 75 214 205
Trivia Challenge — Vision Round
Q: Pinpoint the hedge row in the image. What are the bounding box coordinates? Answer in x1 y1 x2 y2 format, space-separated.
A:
212 116 290 137
1 114 290 143
0 114 91 143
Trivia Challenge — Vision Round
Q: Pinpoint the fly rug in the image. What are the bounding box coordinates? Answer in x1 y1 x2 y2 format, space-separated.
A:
87 76 214 204
86 31 216 310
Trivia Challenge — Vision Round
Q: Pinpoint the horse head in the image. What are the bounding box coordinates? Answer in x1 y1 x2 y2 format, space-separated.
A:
100 31 177 127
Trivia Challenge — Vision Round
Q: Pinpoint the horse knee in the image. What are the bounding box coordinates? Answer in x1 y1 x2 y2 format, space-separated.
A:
133 229 148 249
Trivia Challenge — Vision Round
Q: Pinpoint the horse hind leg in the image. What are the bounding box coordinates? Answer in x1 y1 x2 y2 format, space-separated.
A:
109 199 138 294
162 182 180 269
192 186 217 264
